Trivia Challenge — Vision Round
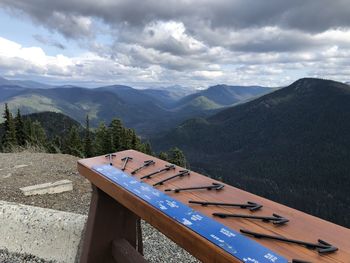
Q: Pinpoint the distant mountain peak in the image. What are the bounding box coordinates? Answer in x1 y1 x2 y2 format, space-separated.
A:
292 77 341 86
98 84 134 90
290 78 350 95
0 76 13 86
0 76 54 89
152 77 350 228
209 84 229 88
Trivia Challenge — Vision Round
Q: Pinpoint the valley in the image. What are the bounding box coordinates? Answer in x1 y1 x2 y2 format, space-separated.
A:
2 76 350 228
0 78 272 136
153 78 350 228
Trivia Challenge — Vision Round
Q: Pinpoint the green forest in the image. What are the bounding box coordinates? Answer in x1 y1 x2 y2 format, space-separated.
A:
0 103 186 167
154 78 350 228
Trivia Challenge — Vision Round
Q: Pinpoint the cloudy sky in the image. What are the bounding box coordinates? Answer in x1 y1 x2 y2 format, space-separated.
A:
0 0 349 88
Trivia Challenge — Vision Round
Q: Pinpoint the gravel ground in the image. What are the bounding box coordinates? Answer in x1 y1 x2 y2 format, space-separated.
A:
0 152 90 214
0 151 199 263
0 249 54 263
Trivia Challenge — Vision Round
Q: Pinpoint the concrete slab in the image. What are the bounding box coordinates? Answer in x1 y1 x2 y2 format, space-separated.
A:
20 180 73 196
0 201 87 263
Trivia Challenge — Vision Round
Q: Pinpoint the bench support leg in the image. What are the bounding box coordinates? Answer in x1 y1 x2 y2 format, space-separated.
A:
80 186 145 263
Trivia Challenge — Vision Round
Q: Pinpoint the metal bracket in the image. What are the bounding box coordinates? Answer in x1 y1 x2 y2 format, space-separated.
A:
165 183 224 193
105 154 116 166
140 164 176 179
213 213 289 225
153 170 190 186
188 200 262 211
240 229 338 254
121 157 133 171
131 160 155 175
290 259 312 263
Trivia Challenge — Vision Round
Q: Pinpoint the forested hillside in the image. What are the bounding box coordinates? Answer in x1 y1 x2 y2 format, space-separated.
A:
0 105 186 166
175 84 271 107
153 78 350 228
0 79 270 136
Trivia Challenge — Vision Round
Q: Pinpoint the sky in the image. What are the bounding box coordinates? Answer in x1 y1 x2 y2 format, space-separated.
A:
0 0 349 88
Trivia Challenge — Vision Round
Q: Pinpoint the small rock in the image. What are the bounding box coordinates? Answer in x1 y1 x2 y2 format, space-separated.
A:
3 173 12 179
14 164 29 169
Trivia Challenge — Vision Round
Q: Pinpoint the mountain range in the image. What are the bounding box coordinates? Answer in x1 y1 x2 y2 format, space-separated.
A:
1 75 350 228
0 77 53 89
153 78 350 228
175 84 270 107
0 77 272 136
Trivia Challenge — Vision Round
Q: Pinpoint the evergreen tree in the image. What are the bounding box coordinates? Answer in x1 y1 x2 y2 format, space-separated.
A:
23 118 33 143
120 128 131 150
48 135 62 153
142 142 152 155
15 109 26 146
84 115 93 157
46 141 60 153
52 135 62 149
30 121 47 146
168 147 187 167
2 103 17 148
130 129 141 150
2 103 11 133
67 126 83 156
94 122 111 155
0 108 168 162
158 151 169 161
109 119 123 151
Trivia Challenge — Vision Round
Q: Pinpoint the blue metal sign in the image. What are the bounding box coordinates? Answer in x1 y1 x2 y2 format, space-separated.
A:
93 165 288 263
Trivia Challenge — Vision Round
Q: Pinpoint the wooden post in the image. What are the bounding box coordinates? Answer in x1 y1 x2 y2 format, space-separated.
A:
112 239 147 263
80 186 144 263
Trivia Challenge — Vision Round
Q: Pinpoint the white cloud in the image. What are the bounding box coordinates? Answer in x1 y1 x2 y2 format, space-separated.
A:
1 32 350 88
0 37 72 73
193 70 223 79
0 36 167 85
1 0 350 87
136 21 206 55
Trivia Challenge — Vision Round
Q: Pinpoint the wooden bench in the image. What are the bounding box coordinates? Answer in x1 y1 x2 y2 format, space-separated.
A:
78 150 350 263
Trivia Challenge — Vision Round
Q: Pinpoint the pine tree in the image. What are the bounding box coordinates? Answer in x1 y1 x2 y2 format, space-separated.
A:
23 118 32 140
2 103 17 149
2 103 10 133
130 129 141 150
168 147 187 167
84 115 93 157
142 142 152 155
31 120 47 146
120 128 132 150
158 151 169 161
46 141 60 153
67 126 83 157
15 109 26 146
48 135 62 153
94 122 111 155
109 119 123 151
0 108 161 159
52 135 62 149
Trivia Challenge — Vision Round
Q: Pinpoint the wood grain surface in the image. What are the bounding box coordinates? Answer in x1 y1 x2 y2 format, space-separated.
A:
78 150 350 263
